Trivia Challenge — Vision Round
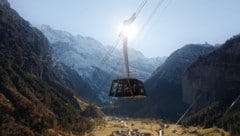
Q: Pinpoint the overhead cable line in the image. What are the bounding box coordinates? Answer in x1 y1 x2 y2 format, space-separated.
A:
176 93 202 125
135 0 149 18
132 0 170 46
223 94 240 116
141 0 165 32
90 38 121 79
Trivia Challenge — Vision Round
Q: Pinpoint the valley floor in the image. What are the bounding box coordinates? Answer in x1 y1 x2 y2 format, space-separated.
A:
87 116 230 136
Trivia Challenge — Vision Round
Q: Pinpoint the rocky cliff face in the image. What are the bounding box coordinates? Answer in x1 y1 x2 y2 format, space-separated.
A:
0 2 99 135
105 44 215 121
181 35 240 135
144 44 216 120
146 44 215 89
182 35 240 110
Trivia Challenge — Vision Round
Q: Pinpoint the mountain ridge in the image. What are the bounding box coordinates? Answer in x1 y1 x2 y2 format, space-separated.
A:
36 24 166 103
103 43 216 120
181 34 240 135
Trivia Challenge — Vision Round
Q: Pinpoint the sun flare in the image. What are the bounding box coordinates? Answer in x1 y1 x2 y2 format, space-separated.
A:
118 23 137 39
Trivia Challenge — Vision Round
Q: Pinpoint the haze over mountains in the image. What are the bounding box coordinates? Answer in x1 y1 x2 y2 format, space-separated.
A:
36 24 166 103
1 0 240 135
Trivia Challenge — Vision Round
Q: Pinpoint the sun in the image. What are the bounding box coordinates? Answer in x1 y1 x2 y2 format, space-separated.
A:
118 23 137 39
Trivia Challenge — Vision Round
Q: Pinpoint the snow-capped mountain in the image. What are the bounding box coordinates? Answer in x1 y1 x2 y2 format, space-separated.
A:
36 25 165 102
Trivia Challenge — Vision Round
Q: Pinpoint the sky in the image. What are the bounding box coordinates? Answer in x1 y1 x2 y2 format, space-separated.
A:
8 0 240 58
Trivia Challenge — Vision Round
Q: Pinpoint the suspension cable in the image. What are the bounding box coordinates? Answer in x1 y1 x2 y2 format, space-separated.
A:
90 38 120 79
142 0 165 30
135 0 149 18
224 94 240 116
176 93 202 125
176 93 240 125
132 0 168 46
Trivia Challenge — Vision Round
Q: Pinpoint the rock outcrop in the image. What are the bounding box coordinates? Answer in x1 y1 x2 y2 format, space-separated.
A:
182 34 240 110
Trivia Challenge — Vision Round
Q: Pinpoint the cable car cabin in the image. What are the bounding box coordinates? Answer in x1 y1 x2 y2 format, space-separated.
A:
109 78 146 98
